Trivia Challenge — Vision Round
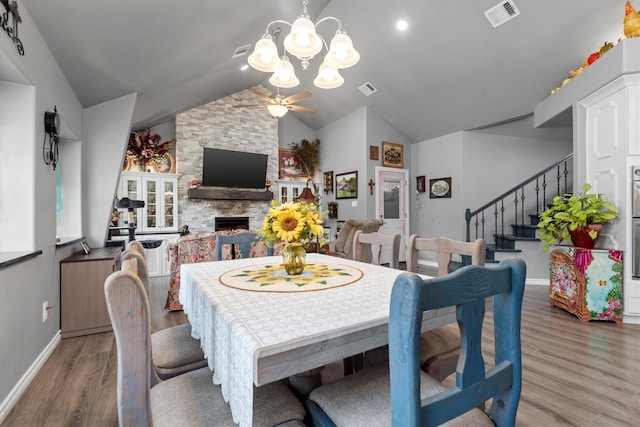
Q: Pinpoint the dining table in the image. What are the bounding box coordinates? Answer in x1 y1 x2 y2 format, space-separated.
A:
179 253 456 427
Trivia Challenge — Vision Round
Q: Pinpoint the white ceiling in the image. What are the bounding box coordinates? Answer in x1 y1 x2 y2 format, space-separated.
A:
20 0 626 143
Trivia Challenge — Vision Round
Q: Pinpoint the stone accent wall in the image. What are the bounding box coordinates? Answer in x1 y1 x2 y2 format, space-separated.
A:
175 86 278 232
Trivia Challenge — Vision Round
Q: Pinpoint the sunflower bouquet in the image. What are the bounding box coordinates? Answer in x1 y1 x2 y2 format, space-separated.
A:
259 200 325 249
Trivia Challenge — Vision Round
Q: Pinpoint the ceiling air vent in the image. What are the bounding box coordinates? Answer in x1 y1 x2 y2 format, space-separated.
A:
484 1 520 28
358 82 377 97
232 44 252 58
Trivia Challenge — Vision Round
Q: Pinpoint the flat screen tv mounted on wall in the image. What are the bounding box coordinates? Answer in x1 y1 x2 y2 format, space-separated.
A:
201 147 268 189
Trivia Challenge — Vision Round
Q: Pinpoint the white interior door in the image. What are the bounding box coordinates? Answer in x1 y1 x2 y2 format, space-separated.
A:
375 167 409 263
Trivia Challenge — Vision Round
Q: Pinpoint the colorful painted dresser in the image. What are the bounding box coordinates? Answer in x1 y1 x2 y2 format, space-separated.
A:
549 246 623 324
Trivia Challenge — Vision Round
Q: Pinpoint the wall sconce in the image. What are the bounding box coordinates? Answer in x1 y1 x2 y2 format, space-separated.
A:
43 106 60 170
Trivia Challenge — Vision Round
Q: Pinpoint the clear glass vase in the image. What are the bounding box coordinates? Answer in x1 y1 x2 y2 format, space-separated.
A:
282 244 306 275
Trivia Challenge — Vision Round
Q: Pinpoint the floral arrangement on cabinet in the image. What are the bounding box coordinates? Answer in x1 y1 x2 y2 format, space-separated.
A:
127 129 174 168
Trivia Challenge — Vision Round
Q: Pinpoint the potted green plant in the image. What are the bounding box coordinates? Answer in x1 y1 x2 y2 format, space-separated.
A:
538 183 618 252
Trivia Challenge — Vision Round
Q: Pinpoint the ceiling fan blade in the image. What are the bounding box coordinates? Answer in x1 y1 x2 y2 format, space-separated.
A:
233 104 266 108
249 88 272 100
283 91 312 104
288 105 318 114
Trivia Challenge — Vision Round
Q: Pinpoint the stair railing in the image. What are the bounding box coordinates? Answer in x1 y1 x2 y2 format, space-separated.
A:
465 153 573 248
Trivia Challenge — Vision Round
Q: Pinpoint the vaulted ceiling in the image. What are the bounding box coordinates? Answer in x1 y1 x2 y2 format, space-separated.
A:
21 0 626 143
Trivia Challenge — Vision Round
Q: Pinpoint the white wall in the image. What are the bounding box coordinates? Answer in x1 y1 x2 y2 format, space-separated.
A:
279 113 316 149
365 108 411 218
317 107 368 221
0 3 85 419
84 94 137 247
0 6 135 419
411 132 465 240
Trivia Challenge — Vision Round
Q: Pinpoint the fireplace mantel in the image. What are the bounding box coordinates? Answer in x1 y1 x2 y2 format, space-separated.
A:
188 187 274 201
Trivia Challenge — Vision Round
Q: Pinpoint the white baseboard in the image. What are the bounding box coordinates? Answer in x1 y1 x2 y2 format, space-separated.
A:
526 278 549 286
0 331 60 424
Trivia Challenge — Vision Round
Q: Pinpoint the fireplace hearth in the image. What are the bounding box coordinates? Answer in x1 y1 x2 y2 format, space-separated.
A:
215 216 250 231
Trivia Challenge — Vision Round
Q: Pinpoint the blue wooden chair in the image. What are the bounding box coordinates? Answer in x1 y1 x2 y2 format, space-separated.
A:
215 231 274 260
306 257 526 427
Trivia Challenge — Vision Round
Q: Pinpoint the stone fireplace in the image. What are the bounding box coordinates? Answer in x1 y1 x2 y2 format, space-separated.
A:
175 86 279 233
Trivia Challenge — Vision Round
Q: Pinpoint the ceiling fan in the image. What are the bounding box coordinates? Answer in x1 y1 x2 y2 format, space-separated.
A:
234 88 317 118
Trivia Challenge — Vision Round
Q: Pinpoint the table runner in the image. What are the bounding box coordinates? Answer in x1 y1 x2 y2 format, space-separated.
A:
219 262 363 292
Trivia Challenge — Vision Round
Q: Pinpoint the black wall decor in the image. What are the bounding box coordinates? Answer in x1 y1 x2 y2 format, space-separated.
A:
1 0 25 56
43 107 60 170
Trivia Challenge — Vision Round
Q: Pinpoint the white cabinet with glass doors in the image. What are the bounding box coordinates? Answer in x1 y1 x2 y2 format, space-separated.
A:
117 172 179 233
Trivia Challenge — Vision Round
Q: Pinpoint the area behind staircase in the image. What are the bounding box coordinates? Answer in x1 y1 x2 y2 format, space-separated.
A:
463 154 574 280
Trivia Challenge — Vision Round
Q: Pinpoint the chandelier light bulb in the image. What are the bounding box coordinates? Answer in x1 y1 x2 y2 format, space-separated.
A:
248 35 282 72
314 63 344 89
269 56 300 88
284 17 323 59
324 31 360 69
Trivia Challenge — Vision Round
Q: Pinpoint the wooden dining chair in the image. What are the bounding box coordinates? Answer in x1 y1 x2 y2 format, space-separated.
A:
105 258 306 427
121 249 208 380
346 230 401 373
216 231 274 261
406 235 486 381
352 230 401 269
127 239 146 256
306 258 526 427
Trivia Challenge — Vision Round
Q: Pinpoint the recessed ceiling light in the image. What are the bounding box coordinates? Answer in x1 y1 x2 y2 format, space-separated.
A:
240 64 249 71
396 20 408 31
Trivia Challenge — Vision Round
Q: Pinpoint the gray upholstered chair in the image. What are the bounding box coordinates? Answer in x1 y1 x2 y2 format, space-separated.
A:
121 249 207 379
406 235 486 381
352 230 401 269
306 258 526 427
105 258 306 427
328 219 383 262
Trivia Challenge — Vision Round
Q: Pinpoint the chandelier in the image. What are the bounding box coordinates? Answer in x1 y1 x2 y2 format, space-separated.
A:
247 0 360 90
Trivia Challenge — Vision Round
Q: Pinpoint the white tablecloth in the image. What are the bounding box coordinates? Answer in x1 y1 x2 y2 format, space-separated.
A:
179 253 448 427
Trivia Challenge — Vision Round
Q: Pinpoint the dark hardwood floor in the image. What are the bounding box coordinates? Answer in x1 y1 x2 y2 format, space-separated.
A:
3 275 640 426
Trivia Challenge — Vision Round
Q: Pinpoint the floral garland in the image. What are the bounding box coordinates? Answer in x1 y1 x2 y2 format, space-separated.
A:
127 128 174 164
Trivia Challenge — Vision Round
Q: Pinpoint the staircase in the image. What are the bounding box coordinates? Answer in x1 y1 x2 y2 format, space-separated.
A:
465 154 574 270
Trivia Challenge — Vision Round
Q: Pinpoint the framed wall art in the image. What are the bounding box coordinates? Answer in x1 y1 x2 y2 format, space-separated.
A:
335 171 358 199
324 171 334 194
382 141 403 168
278 148 306 178
416 175 426 193
429 177 452 199
369 145 379 161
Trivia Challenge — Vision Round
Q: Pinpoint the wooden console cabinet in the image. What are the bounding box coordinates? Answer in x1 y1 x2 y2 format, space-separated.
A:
60 247 122 338
549 245 623 324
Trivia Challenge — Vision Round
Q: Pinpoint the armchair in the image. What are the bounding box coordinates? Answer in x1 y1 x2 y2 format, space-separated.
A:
328 219 383 262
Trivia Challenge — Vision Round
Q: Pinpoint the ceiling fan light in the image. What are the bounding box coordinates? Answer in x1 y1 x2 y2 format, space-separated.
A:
324 31 360 69
266 104 289 118
268 57 300 88
284 17 323 59
248 35 282 72
314 63 344 89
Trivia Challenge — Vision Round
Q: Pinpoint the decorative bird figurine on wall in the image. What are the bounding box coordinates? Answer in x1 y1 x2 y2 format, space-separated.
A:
624 1 640 38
